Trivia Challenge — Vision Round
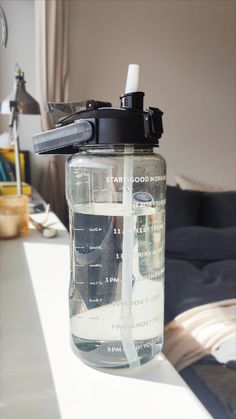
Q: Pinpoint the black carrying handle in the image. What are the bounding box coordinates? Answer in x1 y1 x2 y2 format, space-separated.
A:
47 100 112 128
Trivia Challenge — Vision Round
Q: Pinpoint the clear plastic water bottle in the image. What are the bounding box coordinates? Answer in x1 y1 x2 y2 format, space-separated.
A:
33 65 166 368
66 145 166 368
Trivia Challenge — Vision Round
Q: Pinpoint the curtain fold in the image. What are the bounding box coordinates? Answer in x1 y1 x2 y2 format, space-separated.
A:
35 0 69 225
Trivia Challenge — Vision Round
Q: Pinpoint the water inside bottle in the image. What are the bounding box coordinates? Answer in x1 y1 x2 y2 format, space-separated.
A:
69 203 165 368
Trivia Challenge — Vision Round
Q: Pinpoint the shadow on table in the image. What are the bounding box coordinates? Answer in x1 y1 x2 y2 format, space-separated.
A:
0 240 62 419
95 354 187 387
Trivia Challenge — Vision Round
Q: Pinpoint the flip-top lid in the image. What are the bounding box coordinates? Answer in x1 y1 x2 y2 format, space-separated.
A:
33 92 163 154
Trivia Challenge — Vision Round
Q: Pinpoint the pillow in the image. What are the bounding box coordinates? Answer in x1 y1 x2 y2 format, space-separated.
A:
166 186 201 231
166 226 236 261
173 174 225 192
199 191 236 228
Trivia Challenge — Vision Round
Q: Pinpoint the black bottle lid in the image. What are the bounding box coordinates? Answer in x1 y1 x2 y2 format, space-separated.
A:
33 92 164 154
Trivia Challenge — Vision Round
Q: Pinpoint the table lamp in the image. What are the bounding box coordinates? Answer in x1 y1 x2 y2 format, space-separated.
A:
0 64 41 194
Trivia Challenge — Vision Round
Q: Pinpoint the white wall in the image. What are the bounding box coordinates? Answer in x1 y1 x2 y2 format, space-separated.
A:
0 0 42 189
68 0 236 190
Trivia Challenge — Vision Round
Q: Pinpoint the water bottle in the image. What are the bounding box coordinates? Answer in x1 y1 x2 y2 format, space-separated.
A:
33 65 166 368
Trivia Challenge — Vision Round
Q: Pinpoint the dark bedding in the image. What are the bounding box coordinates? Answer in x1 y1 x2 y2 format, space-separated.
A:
165 224 236 419
165 226 236 322
166 226 236 264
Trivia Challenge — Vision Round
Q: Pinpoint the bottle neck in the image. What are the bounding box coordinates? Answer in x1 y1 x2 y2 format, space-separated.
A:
77 144 155 155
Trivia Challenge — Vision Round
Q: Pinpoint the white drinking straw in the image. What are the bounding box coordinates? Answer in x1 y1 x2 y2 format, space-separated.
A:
121 64 140 367
125 64 140 94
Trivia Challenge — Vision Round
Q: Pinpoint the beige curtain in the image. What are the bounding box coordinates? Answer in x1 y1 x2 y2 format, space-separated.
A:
35 0 69 225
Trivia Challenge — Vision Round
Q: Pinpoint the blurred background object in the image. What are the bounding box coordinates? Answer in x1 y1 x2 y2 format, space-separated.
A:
0 64 40 194
0 5 7 48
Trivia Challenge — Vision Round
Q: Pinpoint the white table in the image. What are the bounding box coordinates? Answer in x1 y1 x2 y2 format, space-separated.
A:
0 213 212 419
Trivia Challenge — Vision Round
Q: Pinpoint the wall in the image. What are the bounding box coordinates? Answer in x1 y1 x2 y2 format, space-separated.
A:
0 0 42 189
68 0 236 190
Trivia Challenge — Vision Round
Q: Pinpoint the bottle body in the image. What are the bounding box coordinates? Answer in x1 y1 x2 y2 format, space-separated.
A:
66 146 166 368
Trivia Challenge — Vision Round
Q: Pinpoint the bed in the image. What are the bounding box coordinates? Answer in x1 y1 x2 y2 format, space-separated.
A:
163 185 236 419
